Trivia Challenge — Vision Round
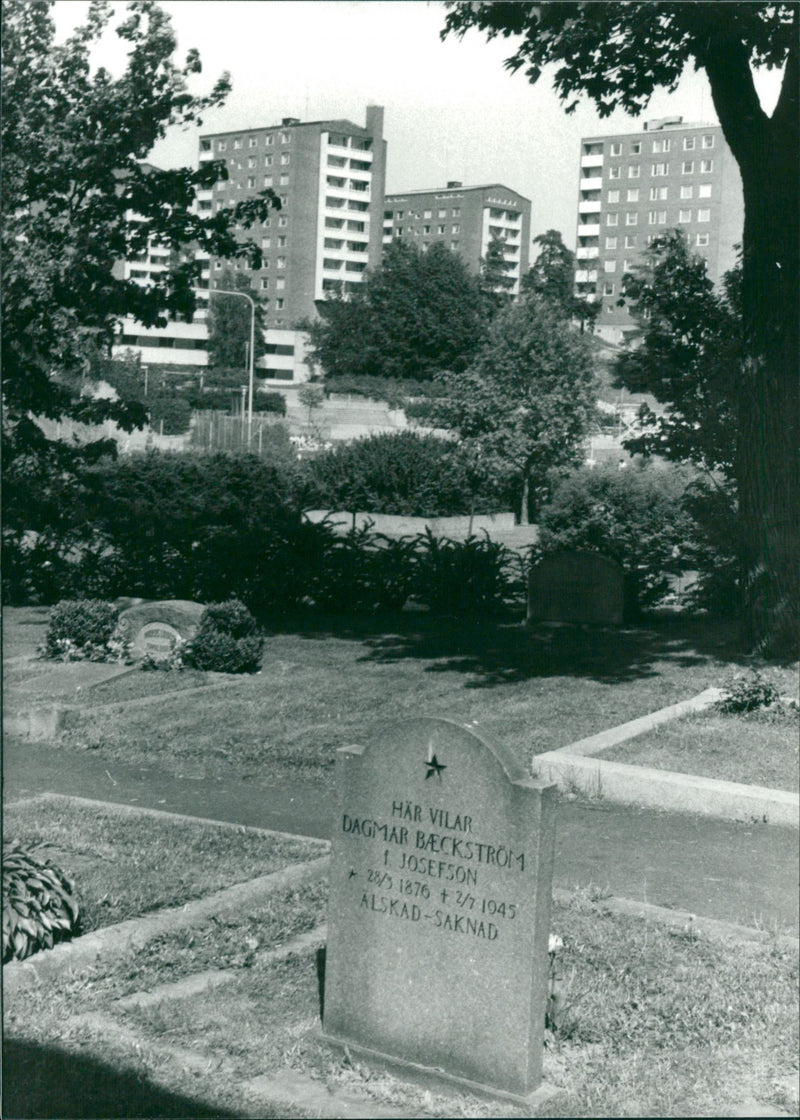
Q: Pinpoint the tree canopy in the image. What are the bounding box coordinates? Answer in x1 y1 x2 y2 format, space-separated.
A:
522 229 598 331
206 268 268 370
613 230 741 476
442 0 799 653
432 295 598 523
1 0 279 449
304 240 486 381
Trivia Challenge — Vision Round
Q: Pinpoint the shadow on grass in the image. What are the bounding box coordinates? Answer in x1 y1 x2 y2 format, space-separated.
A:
3 1036 239 1119
261 610 748 688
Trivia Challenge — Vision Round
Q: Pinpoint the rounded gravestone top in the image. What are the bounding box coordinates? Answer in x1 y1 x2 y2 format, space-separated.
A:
114 600 206 660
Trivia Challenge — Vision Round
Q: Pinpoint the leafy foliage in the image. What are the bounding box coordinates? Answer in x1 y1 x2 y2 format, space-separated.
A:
714 671 782 714
614 231 741 474
479 232 516 319
412 531 522 615
538 463 697 614
431 295 598 522
206 268 268 370
43 599 120 659
3 842 81 962
184 599 263 673
304 240 486 381
523 229 598 331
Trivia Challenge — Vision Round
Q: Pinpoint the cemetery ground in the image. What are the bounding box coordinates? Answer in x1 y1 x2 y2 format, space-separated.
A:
3 796 798 1118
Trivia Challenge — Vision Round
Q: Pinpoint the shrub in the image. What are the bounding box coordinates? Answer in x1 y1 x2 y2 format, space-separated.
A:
413 531 522 616
184 599 264 673
3 842 81 962
43 599 120 659
307 525 418 612
715 671 782 714
538 462 697 616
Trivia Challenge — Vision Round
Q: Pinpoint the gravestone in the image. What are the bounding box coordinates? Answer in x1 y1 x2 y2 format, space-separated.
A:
322 717 557 1106
114 600 205 661
528 549 624 625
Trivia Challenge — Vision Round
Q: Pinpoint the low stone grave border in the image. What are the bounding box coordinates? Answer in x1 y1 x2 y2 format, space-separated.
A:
533 687 799 828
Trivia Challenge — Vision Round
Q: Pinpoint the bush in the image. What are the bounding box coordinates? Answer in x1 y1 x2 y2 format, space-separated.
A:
413 531 523 616
184 599 264 673
3 842 81 962
307 525 418 613
43 599 120 660
323 375 449 408
258 391 286 416
538 463 697 616
715 671 782 714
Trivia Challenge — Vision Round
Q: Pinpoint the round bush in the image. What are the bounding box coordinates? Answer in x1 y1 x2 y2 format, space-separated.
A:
44 599 119 657
184 599 263 673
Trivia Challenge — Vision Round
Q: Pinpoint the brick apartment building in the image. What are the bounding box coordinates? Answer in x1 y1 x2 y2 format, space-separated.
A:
575 116 744 343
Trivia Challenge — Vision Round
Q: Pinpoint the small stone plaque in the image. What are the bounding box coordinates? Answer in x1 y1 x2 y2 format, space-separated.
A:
322 718 556 1104
528 549 624 625
115 600 205 661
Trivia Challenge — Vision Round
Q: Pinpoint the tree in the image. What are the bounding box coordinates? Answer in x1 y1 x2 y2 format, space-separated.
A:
1 0 279 453
479 232 516 319
613 230 741 475
442 1 799 654
297 383 325 426
206 267 268 370
432 296 598 524
304 240 486 381
522 229 598 331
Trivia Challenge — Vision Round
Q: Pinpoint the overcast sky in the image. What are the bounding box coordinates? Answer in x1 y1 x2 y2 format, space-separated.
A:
53 0 781 249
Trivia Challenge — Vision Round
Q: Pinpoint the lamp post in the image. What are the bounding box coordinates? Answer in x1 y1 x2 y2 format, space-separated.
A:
207 287 255 449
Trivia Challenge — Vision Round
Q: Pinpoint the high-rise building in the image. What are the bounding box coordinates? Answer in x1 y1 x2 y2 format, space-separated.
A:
383 182 531 295
198 105 387 379
575 117 743 343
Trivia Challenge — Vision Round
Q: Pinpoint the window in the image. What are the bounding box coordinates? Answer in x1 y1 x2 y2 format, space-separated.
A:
325 217 344 229
276 256 286 269
608 166 621 180
278 216 288 227
606 213 619 226
604 259 617 273
610 142 622 156
279 195 288 206
279 131 290 143
652 138 671 153
680 185 694 199
438 209 447 218
451 240 459 250
605 236 618 249
628 164 640 178
696 233 709 246
652 162 668 176
397 211 404 219
698 208 711 222
214 260 222 270
683 136 696 150
263 218 271 228
702 134 715 148
347 220 365 231
452 224 460 233
277 235 286 247
438 224 446 234
275 298 284 310
275 278 285 290
262 237 271 248
622 260 633 272
452 208 460 216
682 161 694 174
248 157 256 168
625 212 638 225
279 174 289 186
624 234 636 248
648 210 667 224
607 190 620 203
263 176 272 187
265 155 273 166
631 141 641 154
423 224 430 234
700 158 714 173
324 237 342 249
649 186 668 200
280 153 290 165
247 177 255 188
233 138 242 149
265 134 273 146
627 188 640 202
679 209 692 223
261 278 269 289
698 183 712 198
200 139 211 152
217 140 227 152
423 210 432 219
249 136 258 148
603 282 615 296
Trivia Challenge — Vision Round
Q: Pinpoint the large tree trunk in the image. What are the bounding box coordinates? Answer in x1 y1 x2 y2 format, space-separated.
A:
702 21 799 657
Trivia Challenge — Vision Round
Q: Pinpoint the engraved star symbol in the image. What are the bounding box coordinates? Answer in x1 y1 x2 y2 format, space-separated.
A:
424 754 446 780
348 869 357 879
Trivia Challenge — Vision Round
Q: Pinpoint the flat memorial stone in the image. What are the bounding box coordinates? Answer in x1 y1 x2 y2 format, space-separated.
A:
528 549 624 625
114 600 205 661
322 717 557 1106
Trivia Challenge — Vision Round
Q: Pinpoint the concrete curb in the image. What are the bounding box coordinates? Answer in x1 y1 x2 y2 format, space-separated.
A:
3 855 330 996
534 687 799 827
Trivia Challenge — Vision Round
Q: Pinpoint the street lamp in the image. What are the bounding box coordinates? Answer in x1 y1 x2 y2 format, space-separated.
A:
206 287 255 449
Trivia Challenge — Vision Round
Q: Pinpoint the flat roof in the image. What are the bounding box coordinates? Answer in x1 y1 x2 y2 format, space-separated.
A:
385 183 530 202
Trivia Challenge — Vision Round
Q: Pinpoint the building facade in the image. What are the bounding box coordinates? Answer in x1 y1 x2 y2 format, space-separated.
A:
575 117 743 343
383 182 531 295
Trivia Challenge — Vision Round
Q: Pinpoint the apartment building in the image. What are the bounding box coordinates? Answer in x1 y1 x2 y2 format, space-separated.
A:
575 117 744 343
383 182 531 295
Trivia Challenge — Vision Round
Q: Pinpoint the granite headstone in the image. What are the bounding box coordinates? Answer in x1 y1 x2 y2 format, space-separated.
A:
115 600 205 660
528 549 624 625
322 717 557 1105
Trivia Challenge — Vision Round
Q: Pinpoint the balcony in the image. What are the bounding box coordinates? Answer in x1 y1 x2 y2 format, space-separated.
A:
581 153 604 168
575 269 598 284
578 200 602 214
580 177 603 191
576 246 599 259
578 223 600 237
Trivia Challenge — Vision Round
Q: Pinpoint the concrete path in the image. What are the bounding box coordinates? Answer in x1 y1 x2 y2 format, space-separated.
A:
5 737 798 934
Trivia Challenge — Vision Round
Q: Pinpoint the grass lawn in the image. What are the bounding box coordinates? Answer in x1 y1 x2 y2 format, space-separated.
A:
599 710 799 791
7 609 794 785
4 795 328 933
5 882 797 1118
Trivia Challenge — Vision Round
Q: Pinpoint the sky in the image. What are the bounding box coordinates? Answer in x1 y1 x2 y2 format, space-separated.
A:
52 0 782 250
